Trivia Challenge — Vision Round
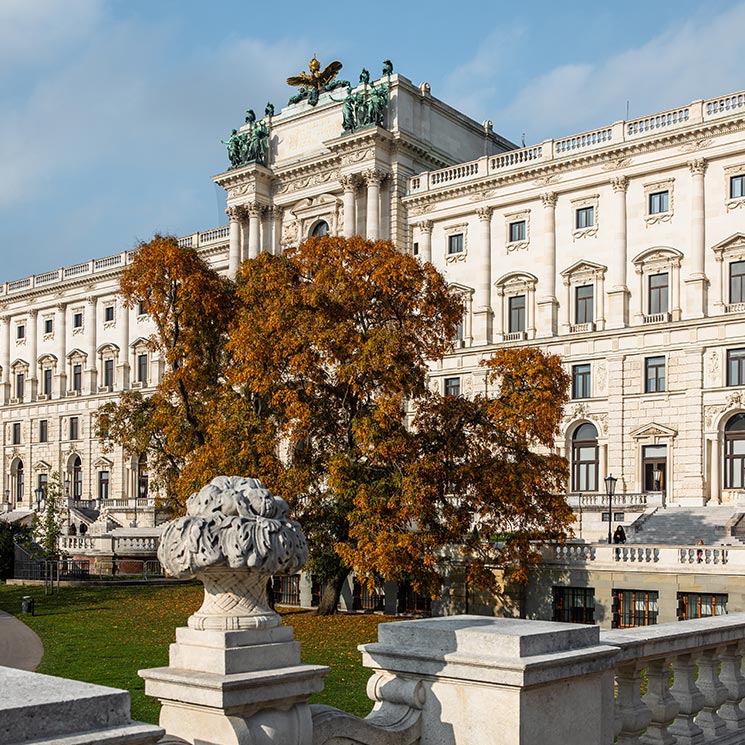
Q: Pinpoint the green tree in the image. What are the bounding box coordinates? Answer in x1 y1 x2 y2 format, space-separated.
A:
35 472 66 559
0 520 33 580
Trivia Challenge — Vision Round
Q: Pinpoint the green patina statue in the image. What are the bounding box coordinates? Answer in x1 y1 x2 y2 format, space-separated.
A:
382 59 393 76
359 68 370 85
338 77 390 134
222 115 271 169
245 109 256 126
265 102 275 117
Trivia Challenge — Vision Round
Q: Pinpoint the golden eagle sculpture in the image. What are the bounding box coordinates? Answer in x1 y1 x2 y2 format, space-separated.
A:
287 56 343 91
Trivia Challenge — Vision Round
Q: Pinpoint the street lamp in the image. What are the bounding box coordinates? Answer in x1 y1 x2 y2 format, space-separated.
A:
605 474 618 545
4 488 10 513
652 468 662 492
34 487 44 511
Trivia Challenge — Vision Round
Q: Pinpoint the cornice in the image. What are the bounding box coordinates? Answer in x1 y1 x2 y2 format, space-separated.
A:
402 115 745 210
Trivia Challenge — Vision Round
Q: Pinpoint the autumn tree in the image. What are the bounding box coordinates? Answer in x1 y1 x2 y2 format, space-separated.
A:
337 346 572 600
97 235 236 508
221 236 463 613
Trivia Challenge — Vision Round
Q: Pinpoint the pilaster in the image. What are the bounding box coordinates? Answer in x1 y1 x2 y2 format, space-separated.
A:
607 176 629 328
473 207 493 344
536 192 558 337
227 206 242 279
685 158 708 318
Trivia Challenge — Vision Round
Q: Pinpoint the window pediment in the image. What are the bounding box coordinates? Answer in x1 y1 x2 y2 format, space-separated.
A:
561 260 607 285
495 271 537 295
713 233 745 261
631 422 677 440
34 460 51 472
632 246 683 271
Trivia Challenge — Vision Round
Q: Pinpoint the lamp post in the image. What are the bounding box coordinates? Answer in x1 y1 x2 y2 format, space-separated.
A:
34 486 44 512
653 467 662 493
4 488 10 513
605 474 618 545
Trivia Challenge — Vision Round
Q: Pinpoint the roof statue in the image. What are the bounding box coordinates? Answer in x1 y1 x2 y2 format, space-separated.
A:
286 55 349 107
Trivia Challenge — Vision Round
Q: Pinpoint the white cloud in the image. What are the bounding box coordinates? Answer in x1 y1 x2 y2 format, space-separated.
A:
447 3 745 144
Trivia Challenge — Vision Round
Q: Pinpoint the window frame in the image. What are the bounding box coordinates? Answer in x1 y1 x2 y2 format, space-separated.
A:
72 363 82 392
16 324 25 341
508 294 526 334
69 416 79 441
12 422 21 445
552 586 595 624
571 423 599 492
727 348 745 387
447 232 464 255
72 311 84 329
645 356 666 393
648 272 669 316
575 206 594 230
98 470 110 501
724 413 745 489
730 260 745 305
644 178 675 225
613 589 659 628
137 353 148 384
39 419 48 443
444 377 461 398
648 190 670 215
575 284 594 325
571 364 591 400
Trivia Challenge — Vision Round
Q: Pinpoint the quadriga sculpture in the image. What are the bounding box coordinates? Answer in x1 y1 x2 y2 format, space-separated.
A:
158 476 308 630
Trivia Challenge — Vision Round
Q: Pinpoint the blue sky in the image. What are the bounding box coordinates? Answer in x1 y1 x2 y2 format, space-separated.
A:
2 0 744 282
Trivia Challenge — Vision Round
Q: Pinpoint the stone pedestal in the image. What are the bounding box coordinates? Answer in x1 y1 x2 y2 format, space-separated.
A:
0 665 163 745
685 275 708 319
472 308 493 345
140 625 328 745
360 615 618 745
606 287 629 328
535 297 557 338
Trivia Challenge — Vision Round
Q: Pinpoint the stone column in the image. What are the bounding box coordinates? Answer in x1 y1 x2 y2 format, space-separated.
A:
227 206 242 279
273 207 283 255
473 207 493 344
380 178 391 240
248 203 262 259
261 207 273 254
685 159 708 318
55 303 67 397
364 170 384 240
26 309 38 401
86 296 98 394
340 174 357 237
0 315 10 404
536 192 558 337
417 220 433 263
709 436 720 503
117 298 130 390
240 212 250 261
607 176 629 328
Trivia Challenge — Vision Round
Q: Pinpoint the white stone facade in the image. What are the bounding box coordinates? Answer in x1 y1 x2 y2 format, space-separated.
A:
1 68 744 514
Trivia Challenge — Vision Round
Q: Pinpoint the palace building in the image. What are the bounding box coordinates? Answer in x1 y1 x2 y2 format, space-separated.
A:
2 61 745 622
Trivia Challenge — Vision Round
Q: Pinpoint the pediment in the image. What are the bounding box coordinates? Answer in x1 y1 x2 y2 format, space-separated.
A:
495 271 537 289
93 456 113 469
631 422 678 439
712 233 745 257
448 282 474 297
561 260 607 278
290 193 341 218
66 347 87 360
34 460 51 472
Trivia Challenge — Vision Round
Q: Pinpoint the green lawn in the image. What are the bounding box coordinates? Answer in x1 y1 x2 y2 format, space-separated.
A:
0 582 400 724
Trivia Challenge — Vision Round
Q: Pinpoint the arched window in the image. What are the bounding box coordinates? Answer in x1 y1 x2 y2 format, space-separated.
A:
311 220 329 238
137 454 149 499
724 413 745 489
72 456 83 499
572 423 599 492
14 460 24 503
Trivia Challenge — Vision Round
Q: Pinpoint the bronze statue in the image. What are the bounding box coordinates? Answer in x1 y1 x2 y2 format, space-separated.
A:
287 55 342 92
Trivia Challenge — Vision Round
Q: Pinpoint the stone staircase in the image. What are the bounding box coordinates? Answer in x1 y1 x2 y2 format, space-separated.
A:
628 506 744 545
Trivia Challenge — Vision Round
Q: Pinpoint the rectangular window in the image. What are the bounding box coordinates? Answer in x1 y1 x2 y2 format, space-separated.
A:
509 220 526 242
447 233 464 255
572 364 591 399
645 356 666 393
728 348 745 386
72 363 82 392
16 324 25 340
104 305 115 323
98 471 110 501
649 190 669 214
104 359 114 387
678 592 728 621
575 285 594 325
731 175 745 200
38 473 47 498
73 312 84 329
412 242 419 256
43 368 52 395
137 354 148 384
12 423 21 445
44 318 53 334
39 419 48 443
15 373 24 400
613 589 659 628
69 416 79 441
137 301 147 316
575 206 594 229
552 587 595 624
730 261 745 304
648 273 669 315
444 377 461 397
508 294 526 333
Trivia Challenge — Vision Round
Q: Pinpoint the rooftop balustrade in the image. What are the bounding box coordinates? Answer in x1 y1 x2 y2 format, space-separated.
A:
407 89 745 195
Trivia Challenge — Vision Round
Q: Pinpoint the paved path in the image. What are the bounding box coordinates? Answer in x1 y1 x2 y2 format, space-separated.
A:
0 609 43 671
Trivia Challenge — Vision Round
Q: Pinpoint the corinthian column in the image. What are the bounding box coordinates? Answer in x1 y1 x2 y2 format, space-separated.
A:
607 176 629 328
0 315 10 404
686 159 708 318
473 207 493 344
227 206 242 279
248 203 262 259
340 174 357 237
364 170 384 240
536 192 558 337
27 310 38 400
86 296 98 393
417 221 433 263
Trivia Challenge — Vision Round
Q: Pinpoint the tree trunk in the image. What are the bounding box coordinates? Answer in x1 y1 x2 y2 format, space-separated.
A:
316 569 351 616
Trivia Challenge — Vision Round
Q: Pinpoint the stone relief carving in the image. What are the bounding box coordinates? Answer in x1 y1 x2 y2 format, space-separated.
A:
595 362 607 396
601 157 633 171
533 175 559 186
680 138 714 153
706 349 720 387
158 476 308 631
594 413 608 436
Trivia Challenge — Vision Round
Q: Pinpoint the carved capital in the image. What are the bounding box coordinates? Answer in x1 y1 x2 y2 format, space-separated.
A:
416 220 433 235
363 168 386 186
610 176 628 193
338 173 359 191
85 296 97 307
688 158 708 176
247 202 264 219
27 309 38 320
0 315 9 326
477 206 493 221
226 205 243 222
56 302 67 313
541 192 557 208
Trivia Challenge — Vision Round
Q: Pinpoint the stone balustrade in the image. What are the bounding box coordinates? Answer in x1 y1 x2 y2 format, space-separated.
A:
407 88 745 195
59 533 159 554
543 541 740 571
566 491 656 509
